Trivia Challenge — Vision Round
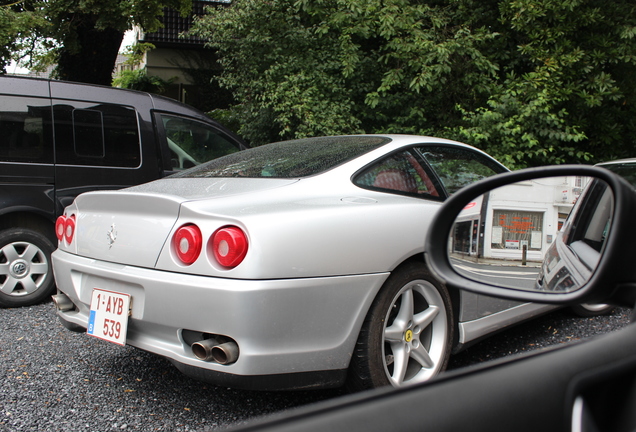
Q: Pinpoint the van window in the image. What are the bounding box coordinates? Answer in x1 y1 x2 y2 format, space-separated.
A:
158 114 241 170
73 109 105 158
0 96 53 163
54 102 141 168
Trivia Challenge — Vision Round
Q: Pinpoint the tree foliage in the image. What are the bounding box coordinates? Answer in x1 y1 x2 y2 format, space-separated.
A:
192 0 636 167
1 0 193 85
0 1 51 73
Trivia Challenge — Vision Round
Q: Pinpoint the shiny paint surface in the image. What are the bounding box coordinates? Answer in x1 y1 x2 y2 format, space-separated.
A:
52 135 553 389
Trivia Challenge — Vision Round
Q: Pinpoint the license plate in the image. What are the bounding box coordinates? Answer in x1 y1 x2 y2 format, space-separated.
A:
87 289 131 346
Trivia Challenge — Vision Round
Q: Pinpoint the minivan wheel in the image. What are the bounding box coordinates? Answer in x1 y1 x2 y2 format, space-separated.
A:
0 228 55 308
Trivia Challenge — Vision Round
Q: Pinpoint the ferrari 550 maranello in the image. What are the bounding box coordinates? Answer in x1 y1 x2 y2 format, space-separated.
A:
51 135 556 391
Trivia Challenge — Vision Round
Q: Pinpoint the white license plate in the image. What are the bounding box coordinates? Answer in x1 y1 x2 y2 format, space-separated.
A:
87 289 131 346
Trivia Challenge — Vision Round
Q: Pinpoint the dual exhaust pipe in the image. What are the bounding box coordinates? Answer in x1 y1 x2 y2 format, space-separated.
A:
191 338 239 365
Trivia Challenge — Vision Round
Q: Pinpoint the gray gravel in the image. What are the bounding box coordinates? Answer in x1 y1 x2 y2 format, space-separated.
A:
1 302 632 431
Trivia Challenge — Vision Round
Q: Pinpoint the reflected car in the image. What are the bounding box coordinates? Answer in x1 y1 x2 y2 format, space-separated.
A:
535 178 612 294
52 135 561 391
536 157 636 316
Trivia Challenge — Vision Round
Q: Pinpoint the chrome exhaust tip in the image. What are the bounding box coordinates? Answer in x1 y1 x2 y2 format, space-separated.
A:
52 293 75 312
191 338 239 364
210 342 239 365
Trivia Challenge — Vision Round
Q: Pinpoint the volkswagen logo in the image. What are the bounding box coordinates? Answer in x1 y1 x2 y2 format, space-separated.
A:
11 260 29 278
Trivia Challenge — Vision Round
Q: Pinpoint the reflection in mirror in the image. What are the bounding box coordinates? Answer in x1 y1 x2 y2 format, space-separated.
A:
449 176 613 293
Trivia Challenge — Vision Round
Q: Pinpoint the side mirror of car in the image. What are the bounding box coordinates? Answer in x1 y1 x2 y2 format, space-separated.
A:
424 166 636 307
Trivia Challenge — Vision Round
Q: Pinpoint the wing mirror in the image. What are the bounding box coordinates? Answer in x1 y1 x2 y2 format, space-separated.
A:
424 166 636 307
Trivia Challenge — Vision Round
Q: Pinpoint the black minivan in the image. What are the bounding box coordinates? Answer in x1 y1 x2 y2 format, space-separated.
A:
0 76 248 307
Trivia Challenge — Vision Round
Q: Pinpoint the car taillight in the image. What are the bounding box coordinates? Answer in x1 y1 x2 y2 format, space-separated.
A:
211 226 248 268
56 215 76 244
173 224 202 265
64 215 76 244
55 216 66 241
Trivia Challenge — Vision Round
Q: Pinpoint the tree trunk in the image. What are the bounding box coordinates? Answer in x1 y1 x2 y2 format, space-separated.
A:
56 15 124 86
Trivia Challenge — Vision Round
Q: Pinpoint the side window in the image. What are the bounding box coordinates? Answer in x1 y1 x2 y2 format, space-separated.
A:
54 102 141 167
158 114 241 171
417 146 505 195
73 109 105 158
0 96 53 163
353 150 440 197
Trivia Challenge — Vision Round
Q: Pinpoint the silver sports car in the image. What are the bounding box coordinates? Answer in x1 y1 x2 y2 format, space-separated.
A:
51 135 555 391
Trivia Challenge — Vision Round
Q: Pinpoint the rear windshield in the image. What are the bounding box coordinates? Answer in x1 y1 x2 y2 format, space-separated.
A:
171 136 390 179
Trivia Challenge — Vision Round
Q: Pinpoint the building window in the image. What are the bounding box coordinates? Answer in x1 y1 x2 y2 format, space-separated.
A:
491 210 543 251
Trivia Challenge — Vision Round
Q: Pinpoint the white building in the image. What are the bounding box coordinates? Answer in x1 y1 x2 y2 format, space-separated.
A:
453 175 589 263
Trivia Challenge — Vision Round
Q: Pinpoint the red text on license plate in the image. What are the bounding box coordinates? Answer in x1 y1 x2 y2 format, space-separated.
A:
87 289 131 346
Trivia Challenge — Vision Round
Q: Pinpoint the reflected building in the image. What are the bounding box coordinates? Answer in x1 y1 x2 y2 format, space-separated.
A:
453 176 589 263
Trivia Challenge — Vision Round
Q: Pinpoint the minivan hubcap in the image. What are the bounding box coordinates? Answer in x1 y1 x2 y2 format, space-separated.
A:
10 259 29 278
0 242 48 296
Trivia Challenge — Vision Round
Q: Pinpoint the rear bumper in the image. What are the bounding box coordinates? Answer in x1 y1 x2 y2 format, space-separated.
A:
52 249 388 390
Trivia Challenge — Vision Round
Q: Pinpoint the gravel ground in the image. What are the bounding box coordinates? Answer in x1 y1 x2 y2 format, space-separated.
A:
1 302 632 432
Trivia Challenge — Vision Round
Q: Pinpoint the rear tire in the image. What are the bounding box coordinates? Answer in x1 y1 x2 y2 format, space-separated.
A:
348 262 453 391
0 228 55 308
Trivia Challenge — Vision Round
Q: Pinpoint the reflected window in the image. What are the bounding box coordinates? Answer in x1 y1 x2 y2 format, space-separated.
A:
566 179 613 254
453 220 480 254
491 210 544 251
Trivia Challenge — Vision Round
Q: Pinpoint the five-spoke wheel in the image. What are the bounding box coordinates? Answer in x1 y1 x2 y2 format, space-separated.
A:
382 278 449 385
348 262 453 390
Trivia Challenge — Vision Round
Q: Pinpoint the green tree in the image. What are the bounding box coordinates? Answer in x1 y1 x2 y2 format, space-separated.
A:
192 0 636 167
193 0 499 145
0 1 51 73
454 0 636 167
1 0 193 86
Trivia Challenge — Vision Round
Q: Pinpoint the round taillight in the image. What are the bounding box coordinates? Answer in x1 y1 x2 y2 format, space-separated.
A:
211 226 248 268
173 224 202 265
64 215 76 244
55 216 66 241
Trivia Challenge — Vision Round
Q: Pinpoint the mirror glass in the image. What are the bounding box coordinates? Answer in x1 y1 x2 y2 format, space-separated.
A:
449 176 613 293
